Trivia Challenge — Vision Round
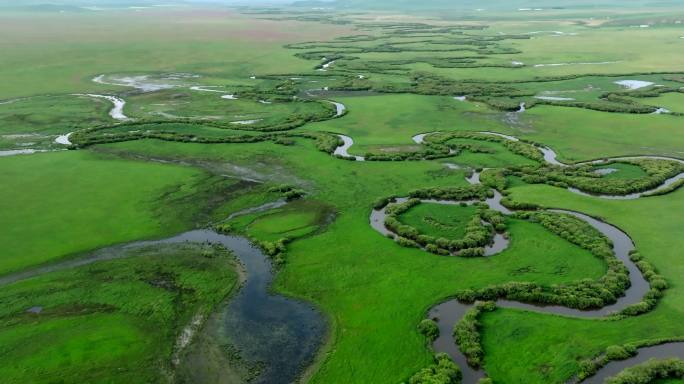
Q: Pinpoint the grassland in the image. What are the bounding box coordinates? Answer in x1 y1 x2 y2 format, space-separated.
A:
0 150 244 275
2 3 684 384
0 9 354 98
475 184 684 382
466 105 684 161
0 243 239 384
96 137 608 383
595 163 648 180
399 203 478 239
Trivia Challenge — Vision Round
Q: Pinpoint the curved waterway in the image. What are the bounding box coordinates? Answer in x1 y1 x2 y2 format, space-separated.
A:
0 227 325 384
335 131 684 199
331 131 449 162
370 170 510 257
333 134 365 161
477 131 684 198
54 94 127 146
328 101 346 117
368 167 679 383
55 132 73 145
73 93 128 121
580 342 684 384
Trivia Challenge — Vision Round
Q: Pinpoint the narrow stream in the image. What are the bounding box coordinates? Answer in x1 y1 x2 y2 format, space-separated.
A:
73 93 128 121
478 131 684 198
334 129 683 200
333 134 365 161
581 342 684 384
328 101 346 117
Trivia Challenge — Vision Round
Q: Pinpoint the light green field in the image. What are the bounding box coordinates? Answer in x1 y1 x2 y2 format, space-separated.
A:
305 94 502 154
402 26 684 81
0 95 110 135
93 137 607 383
469 105 684 161
236 199 333 242
595 163 648 180
0 243 238 384
0 150 234 275
399 203 478 239
0 9 353 98
2 3 684 384
646 92 684 114
447 138 539 167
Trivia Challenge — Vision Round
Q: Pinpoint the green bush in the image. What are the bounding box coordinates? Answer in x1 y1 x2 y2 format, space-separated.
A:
605 358 684 384
453 301 496 369
406 353 462 384
418 319 440 342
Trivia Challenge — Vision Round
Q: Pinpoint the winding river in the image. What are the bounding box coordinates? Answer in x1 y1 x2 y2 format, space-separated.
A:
53 94 128 146
77 94 128 121
0 220 325 384
332 129 684 200
478 131 684 199
333 134 365 161
5 80 683 380
367 164 680 382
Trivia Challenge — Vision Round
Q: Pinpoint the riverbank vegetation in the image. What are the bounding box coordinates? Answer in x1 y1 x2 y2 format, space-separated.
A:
385 200 504 256
604 358 684 384
515 159 684 196
3 3 684 384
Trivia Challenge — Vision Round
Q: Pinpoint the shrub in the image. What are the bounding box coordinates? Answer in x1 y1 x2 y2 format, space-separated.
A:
406 353 462 384
453 302 495 369
605 358 684 384
418 319 440 341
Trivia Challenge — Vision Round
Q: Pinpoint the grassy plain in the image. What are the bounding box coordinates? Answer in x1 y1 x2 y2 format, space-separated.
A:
97 137 608 382
475 184 684 382
399 203 478 239
2 3 684 384
0 150 236 275
0 243 238 384
465 105 684 162
646 93 684 114
0 9 354 98
595 163 648 180
0 95 110 135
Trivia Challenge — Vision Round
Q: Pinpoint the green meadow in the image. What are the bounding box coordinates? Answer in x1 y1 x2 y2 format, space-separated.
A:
2 2 684 384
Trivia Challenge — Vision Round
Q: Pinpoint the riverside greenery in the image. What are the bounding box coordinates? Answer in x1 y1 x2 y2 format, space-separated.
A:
3 4 684 384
